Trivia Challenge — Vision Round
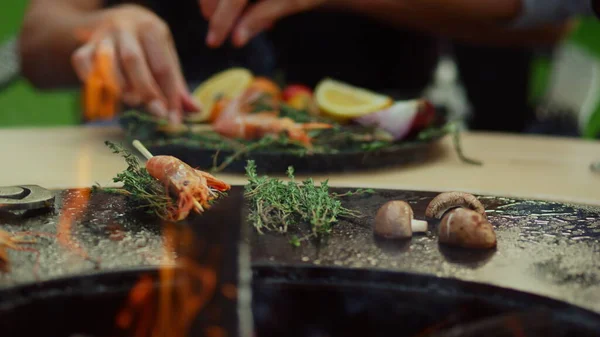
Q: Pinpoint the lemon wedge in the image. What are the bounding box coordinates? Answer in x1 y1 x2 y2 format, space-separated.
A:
315 78 392 121
187 68 254 122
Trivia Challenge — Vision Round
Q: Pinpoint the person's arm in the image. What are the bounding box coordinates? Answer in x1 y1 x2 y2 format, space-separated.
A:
328 0 573 46
20 0 198 123
509 0 596 28
19 0 108 89
222 0 572 48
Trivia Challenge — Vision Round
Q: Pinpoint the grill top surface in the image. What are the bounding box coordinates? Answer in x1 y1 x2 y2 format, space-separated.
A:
0 186 598 314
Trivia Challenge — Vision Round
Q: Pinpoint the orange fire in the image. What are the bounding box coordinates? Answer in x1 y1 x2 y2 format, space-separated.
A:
56 189 93 261
116 222 222 337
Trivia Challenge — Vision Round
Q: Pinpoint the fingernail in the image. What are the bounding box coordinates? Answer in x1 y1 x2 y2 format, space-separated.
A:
236 28 249 46
148 100 167 118
169 111 181 125
123 92 142 106
191 96 203 110
206 31 217 47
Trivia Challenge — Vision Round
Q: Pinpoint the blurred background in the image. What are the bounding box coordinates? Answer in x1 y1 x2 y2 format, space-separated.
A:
2 1 600 139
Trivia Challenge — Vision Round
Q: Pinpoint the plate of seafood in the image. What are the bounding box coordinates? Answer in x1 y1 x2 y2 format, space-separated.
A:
118 68 472 174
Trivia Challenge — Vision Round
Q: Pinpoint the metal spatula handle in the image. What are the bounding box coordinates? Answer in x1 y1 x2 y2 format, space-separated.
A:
0 185 55 211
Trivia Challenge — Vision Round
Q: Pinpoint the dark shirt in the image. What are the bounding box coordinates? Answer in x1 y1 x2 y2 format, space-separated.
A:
105 0 438 97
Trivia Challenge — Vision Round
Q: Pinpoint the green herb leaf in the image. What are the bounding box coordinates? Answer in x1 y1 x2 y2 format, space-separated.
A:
94 141 176 220
244 160 362 245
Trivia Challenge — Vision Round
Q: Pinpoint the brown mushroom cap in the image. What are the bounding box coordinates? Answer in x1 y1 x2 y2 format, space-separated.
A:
425 192 486 219
374 201 413 239
438 208 497 249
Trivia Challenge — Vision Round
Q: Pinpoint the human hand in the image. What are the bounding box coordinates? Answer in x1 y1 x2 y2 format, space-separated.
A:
72 5 199 124
199 0 328 48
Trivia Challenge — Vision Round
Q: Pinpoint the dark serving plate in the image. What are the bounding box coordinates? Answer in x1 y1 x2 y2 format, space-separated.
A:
119 107 450 174
143 136 446 174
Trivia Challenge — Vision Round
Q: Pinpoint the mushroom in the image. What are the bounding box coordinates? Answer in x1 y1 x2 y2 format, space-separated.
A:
374 201 428 239
425 191 486 219
438 207 497 249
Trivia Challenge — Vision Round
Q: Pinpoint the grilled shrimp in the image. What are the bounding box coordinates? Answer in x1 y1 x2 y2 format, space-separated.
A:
213 89 332 147
146 156 231 221
214 111 331 147
0 230 37 272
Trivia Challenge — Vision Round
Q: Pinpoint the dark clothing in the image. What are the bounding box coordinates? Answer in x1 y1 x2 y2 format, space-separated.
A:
104 0 438 97
453 43 536 133
104 0 541 134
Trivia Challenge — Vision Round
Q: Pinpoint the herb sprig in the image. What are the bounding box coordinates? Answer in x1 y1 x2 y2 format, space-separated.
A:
93 141 176 220
243 160 371 246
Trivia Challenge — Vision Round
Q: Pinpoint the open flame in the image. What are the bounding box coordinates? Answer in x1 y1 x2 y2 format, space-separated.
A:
56 149 96 264
56 188 92 261
116 222 223 337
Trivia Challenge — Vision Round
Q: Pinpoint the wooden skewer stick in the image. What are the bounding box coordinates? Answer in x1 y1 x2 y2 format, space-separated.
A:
132 140 154 160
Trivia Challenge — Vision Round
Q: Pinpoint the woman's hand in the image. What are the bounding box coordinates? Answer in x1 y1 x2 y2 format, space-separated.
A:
200 0 328 48
71 5 199 124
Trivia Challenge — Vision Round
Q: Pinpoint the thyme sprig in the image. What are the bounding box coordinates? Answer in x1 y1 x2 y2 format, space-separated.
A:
243 160 371 246
93 141 176 220
418 121 483 165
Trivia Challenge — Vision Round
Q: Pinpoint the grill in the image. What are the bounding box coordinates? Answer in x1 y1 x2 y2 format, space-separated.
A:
0 186 598 336
0 266 599 337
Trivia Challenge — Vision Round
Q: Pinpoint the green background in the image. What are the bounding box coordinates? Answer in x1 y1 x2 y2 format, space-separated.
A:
0 1 79 127
2 3 600 133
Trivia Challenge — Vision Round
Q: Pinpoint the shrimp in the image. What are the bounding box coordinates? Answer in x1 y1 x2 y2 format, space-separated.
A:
0 230 37 272
214 112 331 147
213 89 332 147
146 155 231 221
82 39 122 121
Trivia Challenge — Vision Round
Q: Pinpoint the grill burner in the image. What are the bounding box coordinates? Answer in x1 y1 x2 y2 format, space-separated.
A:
0 187 599 336
0 266 598 337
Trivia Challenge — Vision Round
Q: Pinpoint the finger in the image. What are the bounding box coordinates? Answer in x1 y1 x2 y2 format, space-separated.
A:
72 26 111 82
146 99 169 120
95 37 128 119
233 0 317 47
96 36 126 92
206 0 247 48
72 43 96 82
140 25 182 124
122 90 142 107
181 93 202 113
167 38 201 113
199 0 219 20
116 30 165 107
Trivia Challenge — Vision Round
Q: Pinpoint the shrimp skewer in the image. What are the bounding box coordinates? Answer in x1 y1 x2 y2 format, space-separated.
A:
132 140 230 221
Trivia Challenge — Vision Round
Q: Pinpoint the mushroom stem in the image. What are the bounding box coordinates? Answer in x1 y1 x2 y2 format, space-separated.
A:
411 219 428 233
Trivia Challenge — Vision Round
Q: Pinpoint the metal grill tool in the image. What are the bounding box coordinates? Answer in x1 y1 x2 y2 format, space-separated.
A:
0 185 55 211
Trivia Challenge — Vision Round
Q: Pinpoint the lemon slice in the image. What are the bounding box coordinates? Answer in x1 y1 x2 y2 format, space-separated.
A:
315 78 392 121
187 68 254 122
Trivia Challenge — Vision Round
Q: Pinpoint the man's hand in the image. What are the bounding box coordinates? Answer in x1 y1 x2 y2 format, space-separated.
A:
200 0 327 48
71 4 199 124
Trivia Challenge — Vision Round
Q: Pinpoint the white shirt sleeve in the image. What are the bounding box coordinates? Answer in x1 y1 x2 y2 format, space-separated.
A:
510 0 596 28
